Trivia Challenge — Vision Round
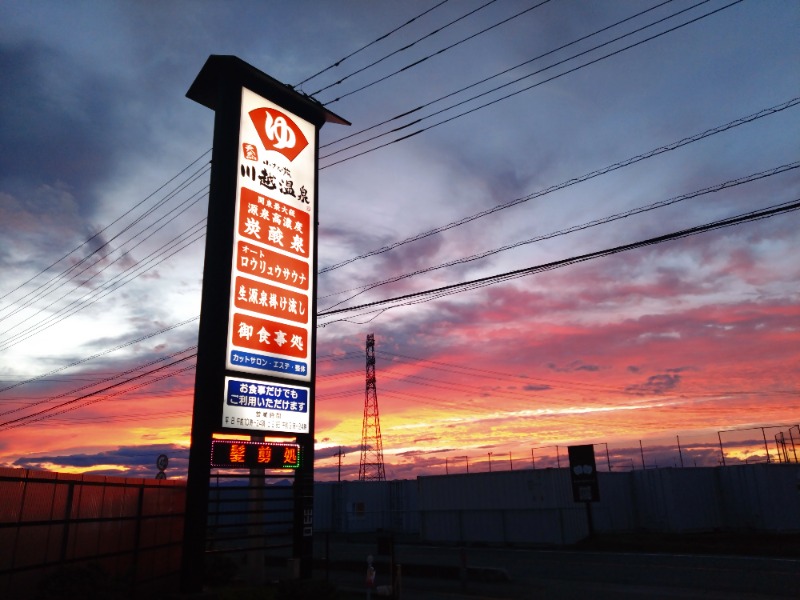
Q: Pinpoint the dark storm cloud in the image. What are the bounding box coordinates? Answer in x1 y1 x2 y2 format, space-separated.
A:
315 444 360 460
626 372 682 396
547 361 600 373
13 443 188 470
0 41 122 208
522 383 552 392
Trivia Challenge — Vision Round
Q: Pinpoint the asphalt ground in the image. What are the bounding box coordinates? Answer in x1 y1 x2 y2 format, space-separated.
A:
309 533 800 599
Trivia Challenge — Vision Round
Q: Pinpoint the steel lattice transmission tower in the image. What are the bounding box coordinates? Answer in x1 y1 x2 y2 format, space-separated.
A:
359 333 386 481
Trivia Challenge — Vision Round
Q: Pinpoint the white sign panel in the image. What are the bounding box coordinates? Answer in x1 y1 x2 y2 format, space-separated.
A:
226 87 316 383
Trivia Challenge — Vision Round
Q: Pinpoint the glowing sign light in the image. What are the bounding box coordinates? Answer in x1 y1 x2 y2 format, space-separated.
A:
227 88 316 383
210 439 301 469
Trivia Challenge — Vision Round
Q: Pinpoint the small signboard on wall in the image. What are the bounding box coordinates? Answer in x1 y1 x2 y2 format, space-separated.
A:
568 444 600 502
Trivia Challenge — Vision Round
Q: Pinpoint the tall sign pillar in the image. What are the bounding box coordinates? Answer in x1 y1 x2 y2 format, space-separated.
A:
182 55 348 592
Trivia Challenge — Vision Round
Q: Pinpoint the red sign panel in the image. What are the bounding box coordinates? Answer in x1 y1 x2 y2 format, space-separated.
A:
233 275 309 324
231 312 307 359
248 107 309 162
236 241 309 291
238 187 310 258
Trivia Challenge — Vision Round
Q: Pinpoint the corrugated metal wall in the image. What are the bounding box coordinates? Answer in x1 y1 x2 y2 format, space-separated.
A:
315 464 800 545
0 467 185 599
314 480 419 533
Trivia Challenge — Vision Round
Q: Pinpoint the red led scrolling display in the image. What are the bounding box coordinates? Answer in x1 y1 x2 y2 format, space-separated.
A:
210 440 301 469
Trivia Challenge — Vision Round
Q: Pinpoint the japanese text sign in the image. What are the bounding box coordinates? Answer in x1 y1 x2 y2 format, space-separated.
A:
568 444 600 502
222 375 310 434
227 87 316 383
210 439 301 469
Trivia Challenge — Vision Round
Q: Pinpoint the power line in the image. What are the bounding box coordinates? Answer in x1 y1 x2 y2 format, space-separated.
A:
0 350 197 430
295 0 452 88
318 197 800 325
310 0 501 97
0 345 197 419
320 0 553 104
320 0 744 169
0 178 208 342
0 151 210 317
0 216 207 352
10 363 198 431
8 188 795 429
0 316 199 394
321 0 700 157
0 164 208 335
380 350 658 394
6 141 790 397
321 0 678 150
319 95 799 274
320 161 799 308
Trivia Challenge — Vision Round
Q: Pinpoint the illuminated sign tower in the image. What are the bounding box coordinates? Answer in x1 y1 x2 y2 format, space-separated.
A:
181 56 347 592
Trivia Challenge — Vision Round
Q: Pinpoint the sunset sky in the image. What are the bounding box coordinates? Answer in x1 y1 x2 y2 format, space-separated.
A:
1 0 798 481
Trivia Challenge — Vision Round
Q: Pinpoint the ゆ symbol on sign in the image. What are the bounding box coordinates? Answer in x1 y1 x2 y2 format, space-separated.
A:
264 112 296 149
249 107 308 161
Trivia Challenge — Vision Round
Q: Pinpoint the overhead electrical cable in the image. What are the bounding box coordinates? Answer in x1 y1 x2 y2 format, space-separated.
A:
0 149 210 312
321 0 699 156
321 0 717 160
0 218 207 352
0 362 198 431
0 201 207 348
319 0 554 104
295 0 452 87
310 0 501 96
321 0 677 149
319 95 799 274
380 350 676 394
0 163 209 328
0 348 197 428
0 153 210 320
47 410 192 426
0 316 199 394
0 179 209 341
2 346 367 428
317 198 800 325
10 201 795 428
320 0 744 168
320 161 799 308
0 345 197 418
12 149 798 382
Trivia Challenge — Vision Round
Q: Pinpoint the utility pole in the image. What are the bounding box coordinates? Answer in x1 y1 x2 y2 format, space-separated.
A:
639 440 646 470
333 447 346 482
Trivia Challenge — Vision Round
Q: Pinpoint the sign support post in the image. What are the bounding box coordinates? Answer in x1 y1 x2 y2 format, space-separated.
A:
567 444 600 539
181 55 348 592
